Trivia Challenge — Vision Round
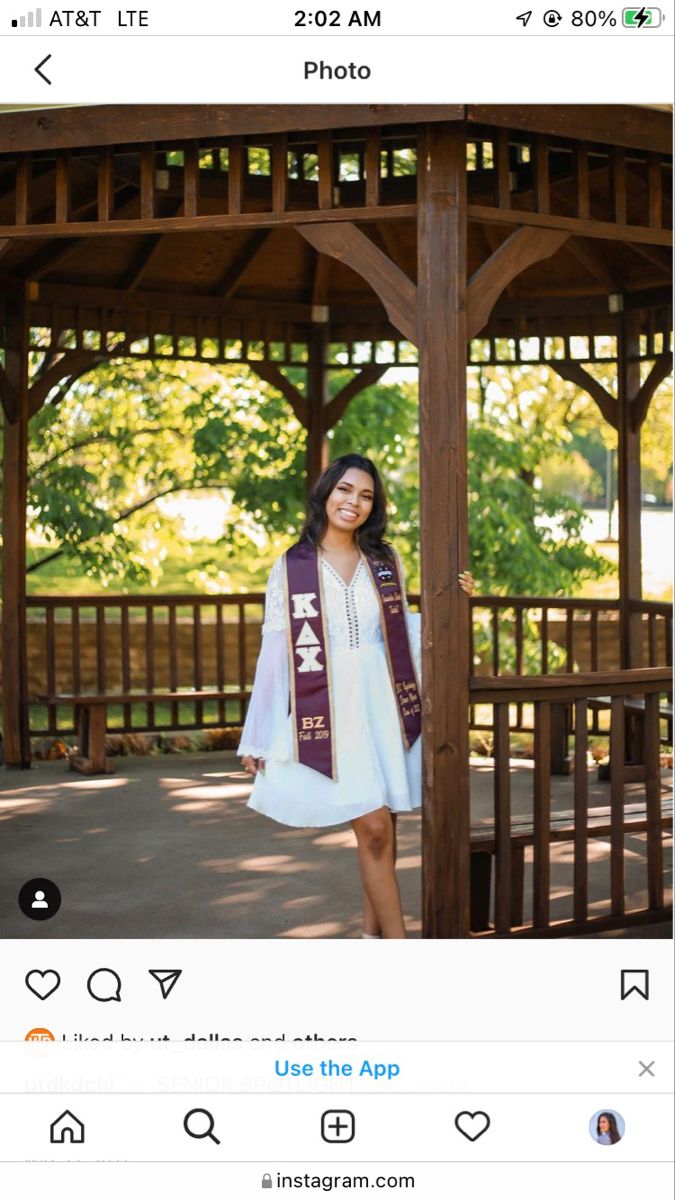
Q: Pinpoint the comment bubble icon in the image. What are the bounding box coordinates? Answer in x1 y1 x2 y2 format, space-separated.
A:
87 968 122 1003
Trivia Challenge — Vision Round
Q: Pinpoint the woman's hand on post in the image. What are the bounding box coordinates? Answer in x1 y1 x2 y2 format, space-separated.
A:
241 755 265 776
458 571 475 596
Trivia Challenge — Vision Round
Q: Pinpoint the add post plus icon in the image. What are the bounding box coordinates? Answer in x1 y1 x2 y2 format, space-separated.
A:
149 969 182 999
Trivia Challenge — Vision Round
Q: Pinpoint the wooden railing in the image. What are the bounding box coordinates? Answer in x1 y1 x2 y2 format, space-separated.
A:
469 667 673 937
24 592 265 737
18 592 672 739
468 595 672 735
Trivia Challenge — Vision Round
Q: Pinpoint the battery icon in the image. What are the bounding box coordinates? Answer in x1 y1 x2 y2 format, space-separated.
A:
622 7 662 25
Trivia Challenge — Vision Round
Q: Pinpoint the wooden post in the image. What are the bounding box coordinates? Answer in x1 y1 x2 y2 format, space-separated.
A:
305 322 329 493
1 293 31 767
418 123 471 938
616 313 643 671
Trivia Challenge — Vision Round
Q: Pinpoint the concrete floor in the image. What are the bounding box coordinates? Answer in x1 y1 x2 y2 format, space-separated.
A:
0 751 671 939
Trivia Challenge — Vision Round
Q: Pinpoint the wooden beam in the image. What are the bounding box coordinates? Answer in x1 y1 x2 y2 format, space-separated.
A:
466 226 569 340
297 222 417 345
33 279 315 322
0 203 419 242
0 105 465 154
122 234 167 291
0 363 17 421
631 354 673 430
311 253 332 306
466 105 673 155
550 360 618 429
565 237 622 293
216 229 270 299
1 295 31 767
305 324 330 491
630 241 673 273
617 313 643 670
468 204 672 247
28 349 112 417
20 237 84 282
30 357 109 417
324 363 388 429
250 361 309 427
122 198 185 290
373 219 411 278
418 121 471 939
483 224 518 300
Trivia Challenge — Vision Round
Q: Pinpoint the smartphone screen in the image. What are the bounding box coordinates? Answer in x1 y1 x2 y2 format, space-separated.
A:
0 3 673 1196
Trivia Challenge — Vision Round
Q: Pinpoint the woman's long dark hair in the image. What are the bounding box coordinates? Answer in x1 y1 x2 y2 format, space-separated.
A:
596 1113 621 1144
298 454 395 564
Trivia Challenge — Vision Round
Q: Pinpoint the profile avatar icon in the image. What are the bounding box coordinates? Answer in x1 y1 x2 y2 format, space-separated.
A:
590 1110 624 1145
18 877 62 921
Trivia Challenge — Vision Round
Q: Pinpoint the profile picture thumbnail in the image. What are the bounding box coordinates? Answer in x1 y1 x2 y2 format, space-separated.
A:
589 1110 625 1145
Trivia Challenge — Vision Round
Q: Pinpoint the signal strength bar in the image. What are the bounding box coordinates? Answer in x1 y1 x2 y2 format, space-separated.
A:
12 8 42 27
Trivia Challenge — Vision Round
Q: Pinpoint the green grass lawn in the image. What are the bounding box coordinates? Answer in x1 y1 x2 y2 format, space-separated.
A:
26 542 271 597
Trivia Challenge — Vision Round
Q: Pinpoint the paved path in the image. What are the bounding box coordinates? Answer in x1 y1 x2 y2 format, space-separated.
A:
0 752 671 938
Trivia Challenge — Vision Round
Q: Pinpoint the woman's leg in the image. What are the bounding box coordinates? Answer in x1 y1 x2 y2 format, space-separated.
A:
352 808 405 939
362 815 398 936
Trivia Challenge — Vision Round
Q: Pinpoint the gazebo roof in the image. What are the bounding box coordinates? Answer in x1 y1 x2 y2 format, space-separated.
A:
1 103 671 349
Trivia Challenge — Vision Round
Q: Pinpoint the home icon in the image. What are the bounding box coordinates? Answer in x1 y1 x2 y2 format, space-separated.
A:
50 1110 85 1144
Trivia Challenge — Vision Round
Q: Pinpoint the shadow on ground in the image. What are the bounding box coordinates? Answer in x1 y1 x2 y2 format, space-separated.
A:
0 752 670 938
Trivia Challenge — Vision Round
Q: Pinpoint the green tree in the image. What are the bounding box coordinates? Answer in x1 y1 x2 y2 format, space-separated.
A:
2 355 617 602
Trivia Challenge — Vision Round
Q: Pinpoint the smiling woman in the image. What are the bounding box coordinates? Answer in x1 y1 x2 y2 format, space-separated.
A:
238 452 474 939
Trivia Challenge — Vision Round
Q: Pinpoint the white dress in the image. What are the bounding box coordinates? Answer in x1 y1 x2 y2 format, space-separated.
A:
237 549 422 827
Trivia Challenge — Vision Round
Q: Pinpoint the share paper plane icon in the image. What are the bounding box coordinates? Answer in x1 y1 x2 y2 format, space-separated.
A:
149 969 182 999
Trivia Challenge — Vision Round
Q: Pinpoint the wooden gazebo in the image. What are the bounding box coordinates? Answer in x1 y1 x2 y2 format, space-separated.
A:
1 104 672 936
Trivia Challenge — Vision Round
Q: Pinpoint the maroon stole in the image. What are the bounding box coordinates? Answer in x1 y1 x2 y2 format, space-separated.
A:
284 541 421 781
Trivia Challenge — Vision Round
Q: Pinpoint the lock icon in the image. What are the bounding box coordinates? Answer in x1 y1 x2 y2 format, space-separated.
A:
261 1173 273 1189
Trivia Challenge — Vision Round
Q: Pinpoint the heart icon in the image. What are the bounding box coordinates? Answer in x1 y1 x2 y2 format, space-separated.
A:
454 1110 491 1142
25 970 61 1001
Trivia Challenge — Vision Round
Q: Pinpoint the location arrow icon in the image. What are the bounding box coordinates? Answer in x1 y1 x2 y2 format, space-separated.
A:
149 969 182 999
516 11 533 25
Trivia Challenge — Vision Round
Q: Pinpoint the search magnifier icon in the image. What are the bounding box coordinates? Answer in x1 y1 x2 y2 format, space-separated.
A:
183 1108 221 1145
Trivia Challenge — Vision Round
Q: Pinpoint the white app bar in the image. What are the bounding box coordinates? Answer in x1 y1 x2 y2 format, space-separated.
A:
0 33 673 101
0 1091 672 1161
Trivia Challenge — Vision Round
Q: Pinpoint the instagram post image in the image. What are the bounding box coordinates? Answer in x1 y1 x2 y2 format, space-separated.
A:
0 100 672 942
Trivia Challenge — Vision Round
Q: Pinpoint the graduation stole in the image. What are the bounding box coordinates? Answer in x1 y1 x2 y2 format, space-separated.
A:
284 540 422 781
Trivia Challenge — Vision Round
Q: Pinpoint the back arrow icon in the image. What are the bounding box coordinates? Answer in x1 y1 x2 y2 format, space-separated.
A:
35 54 52 85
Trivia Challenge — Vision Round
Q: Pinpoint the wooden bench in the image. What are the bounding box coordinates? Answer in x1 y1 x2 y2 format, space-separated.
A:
588 695 673 781
33 691 248 774
469 797 673 932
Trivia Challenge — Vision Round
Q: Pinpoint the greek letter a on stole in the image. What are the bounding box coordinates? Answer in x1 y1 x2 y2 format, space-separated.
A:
291 593 324 674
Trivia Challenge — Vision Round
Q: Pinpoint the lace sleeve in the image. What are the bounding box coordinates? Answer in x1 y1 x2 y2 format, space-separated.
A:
236 628 291 762
262 555 287 633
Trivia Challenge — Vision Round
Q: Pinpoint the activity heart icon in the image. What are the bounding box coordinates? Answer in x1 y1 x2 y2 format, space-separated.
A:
454 1110 491 1141
25 969 61 1000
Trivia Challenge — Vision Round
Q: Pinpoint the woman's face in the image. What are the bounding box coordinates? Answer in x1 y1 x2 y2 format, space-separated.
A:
324 468 374 536
599 1116 610 1133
